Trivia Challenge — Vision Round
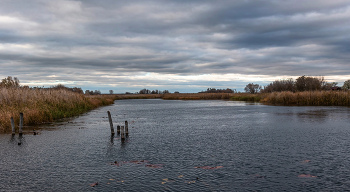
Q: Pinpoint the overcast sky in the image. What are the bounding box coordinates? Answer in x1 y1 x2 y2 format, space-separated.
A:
1 0 350 93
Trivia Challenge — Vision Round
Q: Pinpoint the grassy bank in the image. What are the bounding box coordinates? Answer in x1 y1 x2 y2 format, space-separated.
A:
0 87 116 132
230 93 264 102
262 91 350 106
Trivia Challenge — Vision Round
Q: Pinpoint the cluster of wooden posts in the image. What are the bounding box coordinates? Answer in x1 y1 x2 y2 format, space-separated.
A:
107 111 128 141
10 113 24 136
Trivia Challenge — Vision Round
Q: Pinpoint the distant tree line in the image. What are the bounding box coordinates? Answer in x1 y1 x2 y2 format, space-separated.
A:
260 76 339 93
132 89 170 94
85 90 101 95
199 88 236 93
244 76 349 94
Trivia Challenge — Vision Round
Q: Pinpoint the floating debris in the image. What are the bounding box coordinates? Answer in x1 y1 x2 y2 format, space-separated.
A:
194 166 223 170
298 174 316 178
111 160 149 166
145 164 163 168
302 160 311 163
90 182 98 187
111 160 163 168
178 175 184 178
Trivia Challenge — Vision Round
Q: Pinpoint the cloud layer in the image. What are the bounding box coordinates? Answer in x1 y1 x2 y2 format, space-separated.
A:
0 0 349 92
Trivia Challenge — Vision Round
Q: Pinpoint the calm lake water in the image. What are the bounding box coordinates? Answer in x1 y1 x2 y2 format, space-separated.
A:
1 99 350 191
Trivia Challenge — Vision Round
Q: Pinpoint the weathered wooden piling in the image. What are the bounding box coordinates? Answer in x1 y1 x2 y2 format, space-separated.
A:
125 121 128 135
19 113 23 135
11 117 15 135
107 111 115 134
121 126 125 140
18 135 23 145
117 125 120 134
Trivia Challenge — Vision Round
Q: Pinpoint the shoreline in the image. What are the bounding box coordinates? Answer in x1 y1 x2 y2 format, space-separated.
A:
114 91 350 106
2 90 349 132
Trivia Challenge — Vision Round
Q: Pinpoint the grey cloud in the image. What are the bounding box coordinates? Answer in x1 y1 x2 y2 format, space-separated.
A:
0 0 350 92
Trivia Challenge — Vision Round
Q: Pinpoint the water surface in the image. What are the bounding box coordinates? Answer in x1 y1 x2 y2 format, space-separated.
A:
1 99 350 191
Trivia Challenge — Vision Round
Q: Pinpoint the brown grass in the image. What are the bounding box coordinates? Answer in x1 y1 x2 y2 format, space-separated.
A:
114 94 163 100
114 93 262 101
0 87 116 132
262 91 350 106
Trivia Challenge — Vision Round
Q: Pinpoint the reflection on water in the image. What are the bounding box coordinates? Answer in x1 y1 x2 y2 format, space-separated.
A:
1 100 350 191
275 107 350 123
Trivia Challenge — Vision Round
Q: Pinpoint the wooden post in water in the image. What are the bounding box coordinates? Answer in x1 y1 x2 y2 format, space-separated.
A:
107 111 115 134
125 121 128 136
19 113 23 135
11 117 15 135
121 126 125 141
117 125 120 134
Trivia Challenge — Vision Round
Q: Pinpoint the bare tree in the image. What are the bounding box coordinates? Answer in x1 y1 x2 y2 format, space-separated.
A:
93 90 101 95
343 80 350 90
244 83 261 94
139 88 151 94
261 79 295 93
295 76 324 91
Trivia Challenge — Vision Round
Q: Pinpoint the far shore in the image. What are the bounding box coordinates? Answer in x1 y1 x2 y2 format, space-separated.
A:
112 91 350 106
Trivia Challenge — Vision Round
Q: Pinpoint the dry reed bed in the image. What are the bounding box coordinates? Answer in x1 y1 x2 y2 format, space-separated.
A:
162 93 233 100
115 93 261 101
262 91 350 106
0 87 116 132
115 94 162 100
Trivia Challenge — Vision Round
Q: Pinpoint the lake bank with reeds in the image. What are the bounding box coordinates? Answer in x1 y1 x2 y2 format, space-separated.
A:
0 87 116 132
262 91 350 106
115 93 255 101
115 91 350 106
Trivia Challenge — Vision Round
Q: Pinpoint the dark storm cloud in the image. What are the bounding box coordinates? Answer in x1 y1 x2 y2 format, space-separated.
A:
0 0 350 91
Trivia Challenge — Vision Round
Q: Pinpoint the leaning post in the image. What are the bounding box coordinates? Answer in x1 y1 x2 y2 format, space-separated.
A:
11 117 15 135
107 111 115 134
19 113 23 135
125 121 129 135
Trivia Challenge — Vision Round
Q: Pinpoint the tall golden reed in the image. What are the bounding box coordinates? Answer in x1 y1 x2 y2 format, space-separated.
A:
0 87 115 132
262 91 350 106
